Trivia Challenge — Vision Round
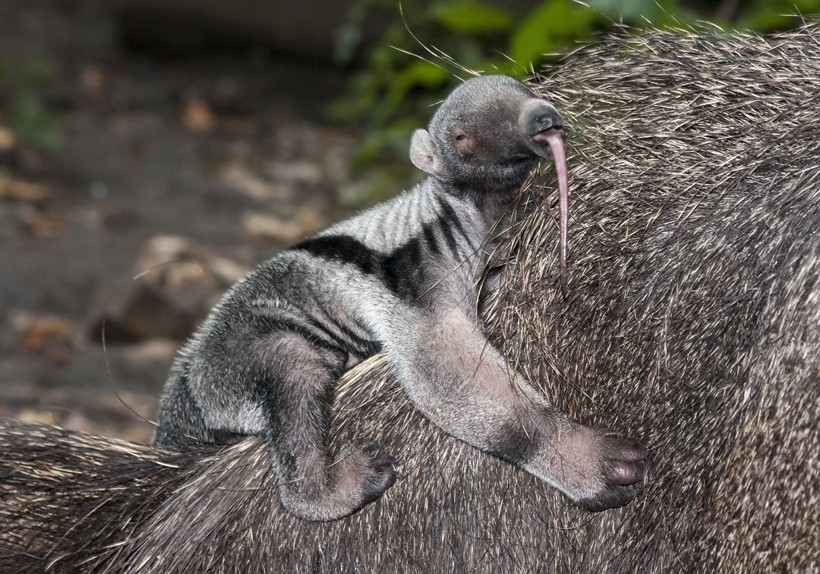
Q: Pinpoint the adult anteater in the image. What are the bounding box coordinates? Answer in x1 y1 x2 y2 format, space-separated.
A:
1 26 818 574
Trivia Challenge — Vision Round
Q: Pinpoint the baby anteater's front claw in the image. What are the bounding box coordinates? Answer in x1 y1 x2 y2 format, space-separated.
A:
576 432 647 512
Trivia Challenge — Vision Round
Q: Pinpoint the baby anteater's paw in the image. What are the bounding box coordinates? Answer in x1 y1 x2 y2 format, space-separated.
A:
575 431 647 512
339 439 398 507
333 439 398 510
276 439 397 522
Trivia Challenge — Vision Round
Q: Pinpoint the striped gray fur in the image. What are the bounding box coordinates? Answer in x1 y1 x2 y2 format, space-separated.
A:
155 75 645 521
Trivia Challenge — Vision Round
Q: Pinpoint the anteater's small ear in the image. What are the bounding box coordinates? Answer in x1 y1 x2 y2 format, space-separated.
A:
410 129 447 178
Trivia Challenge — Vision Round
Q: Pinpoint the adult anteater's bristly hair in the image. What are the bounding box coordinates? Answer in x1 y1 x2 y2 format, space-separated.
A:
488 24 820 572
0 419 222 572
1 25 818 574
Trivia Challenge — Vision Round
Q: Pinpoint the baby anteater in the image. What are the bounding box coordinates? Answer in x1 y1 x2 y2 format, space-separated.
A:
155 75 645 521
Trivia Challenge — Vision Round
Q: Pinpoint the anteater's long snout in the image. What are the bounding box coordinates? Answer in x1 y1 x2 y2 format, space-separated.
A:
528 102 564 136
524 100 570 296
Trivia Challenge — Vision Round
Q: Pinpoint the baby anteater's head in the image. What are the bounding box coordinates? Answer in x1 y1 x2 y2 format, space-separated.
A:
410 75 570 292
410 75 564 192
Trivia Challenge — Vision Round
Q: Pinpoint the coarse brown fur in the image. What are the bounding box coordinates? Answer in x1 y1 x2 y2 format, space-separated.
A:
2 25 819 573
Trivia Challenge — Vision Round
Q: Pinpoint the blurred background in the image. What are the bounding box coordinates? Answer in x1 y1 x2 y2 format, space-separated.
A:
0 0 816 443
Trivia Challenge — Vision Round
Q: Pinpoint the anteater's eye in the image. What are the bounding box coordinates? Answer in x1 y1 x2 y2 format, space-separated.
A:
455 133 467 141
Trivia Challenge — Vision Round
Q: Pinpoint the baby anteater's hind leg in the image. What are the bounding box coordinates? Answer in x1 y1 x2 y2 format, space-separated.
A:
263 333 397 521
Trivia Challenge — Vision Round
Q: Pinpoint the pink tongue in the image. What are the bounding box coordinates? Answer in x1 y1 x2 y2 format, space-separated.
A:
542 130 569 296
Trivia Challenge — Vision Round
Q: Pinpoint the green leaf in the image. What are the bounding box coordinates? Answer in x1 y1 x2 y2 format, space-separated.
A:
21 57 54 86
352 116 420 170
509 0 597 67
737 0 820 31
383 60 449 117
11 91 64 151
432 2 514 35
587 0 668 22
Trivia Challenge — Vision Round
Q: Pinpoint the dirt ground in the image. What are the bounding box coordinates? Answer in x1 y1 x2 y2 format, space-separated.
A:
0 1 374 442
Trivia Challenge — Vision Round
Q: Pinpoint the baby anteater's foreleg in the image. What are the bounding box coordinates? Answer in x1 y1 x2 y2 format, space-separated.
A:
382 308 645 511
260 332 396 521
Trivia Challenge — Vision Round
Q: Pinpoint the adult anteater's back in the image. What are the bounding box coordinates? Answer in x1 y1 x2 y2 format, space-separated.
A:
1 26 818 573
491 26 820 572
